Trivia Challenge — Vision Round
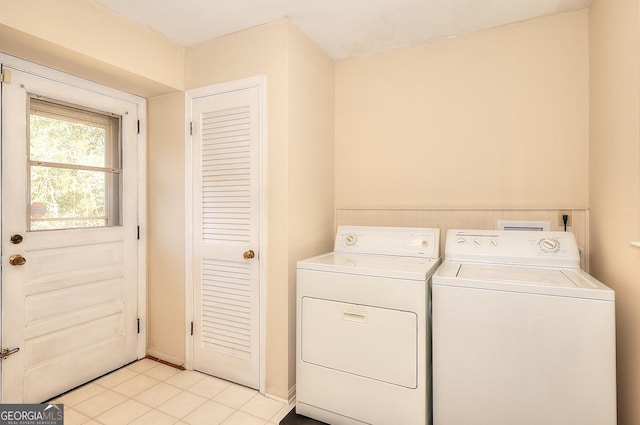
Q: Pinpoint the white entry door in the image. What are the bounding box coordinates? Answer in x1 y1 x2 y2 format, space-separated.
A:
189 80 263 390
1 63 142 403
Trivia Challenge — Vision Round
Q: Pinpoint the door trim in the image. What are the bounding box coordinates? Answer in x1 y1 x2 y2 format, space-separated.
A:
184 75 267 393
0 54 147 400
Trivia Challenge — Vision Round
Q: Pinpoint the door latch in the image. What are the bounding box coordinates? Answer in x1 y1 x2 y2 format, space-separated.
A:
1 347 19 360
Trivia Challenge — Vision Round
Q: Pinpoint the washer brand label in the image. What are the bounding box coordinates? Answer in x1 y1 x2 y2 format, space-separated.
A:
0 404 63 425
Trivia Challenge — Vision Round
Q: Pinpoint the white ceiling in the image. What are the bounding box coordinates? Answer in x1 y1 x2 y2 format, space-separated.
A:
95 0 590 60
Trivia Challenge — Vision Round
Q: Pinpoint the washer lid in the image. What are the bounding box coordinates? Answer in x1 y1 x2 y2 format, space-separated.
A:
434 262 614 301
458 264 574 286
297 252 441 281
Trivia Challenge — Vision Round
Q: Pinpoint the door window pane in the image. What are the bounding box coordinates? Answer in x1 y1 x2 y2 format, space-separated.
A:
28 97 122 231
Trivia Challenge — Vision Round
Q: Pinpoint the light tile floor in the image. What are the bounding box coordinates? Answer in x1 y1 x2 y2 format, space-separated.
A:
51 358 294 425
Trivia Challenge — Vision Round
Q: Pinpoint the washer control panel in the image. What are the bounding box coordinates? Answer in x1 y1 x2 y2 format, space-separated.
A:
446 229 580 268
334 226 440 258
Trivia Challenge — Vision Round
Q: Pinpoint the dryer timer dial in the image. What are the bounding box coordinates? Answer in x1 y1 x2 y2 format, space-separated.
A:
344 234 358 246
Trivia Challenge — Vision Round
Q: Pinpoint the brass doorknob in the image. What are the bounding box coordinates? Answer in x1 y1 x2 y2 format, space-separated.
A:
243 250 255 260
9 255 26 266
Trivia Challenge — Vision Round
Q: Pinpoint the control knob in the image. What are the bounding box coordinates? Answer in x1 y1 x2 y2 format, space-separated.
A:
539 238 560 253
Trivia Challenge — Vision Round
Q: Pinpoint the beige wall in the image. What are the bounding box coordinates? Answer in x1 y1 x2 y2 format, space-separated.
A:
146 93 186 365
335 10 589 210
287 23 336 392
0 1 183 96
185 20 334 399
589 1 640 424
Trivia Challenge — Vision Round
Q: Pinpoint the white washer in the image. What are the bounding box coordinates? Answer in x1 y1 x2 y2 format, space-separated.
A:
296 226 441 425
432 229 616 425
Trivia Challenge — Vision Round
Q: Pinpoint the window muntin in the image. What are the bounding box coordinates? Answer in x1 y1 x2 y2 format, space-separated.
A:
28 97 122 231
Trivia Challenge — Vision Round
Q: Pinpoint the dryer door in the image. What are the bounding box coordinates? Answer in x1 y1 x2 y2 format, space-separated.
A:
300 296 417 388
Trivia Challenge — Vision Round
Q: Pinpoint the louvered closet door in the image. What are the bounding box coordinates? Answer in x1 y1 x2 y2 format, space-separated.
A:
192 86 260 389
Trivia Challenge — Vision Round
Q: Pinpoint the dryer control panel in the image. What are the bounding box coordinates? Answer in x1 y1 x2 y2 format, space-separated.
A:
445 229 580 269
334 226 440 258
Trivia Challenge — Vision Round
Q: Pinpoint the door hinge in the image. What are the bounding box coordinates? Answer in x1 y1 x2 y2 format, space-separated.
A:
137 318 141 334
189 122 193 136
190 321 194 336
1 68 12 84
137 226 140 240
137 120 141 134
1 347 19 360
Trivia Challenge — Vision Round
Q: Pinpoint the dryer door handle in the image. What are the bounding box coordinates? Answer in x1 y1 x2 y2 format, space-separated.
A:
343 310 368 324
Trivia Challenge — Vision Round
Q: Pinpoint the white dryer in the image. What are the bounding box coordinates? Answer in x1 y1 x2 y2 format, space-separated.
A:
432 229 616 425
296 226 441 425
